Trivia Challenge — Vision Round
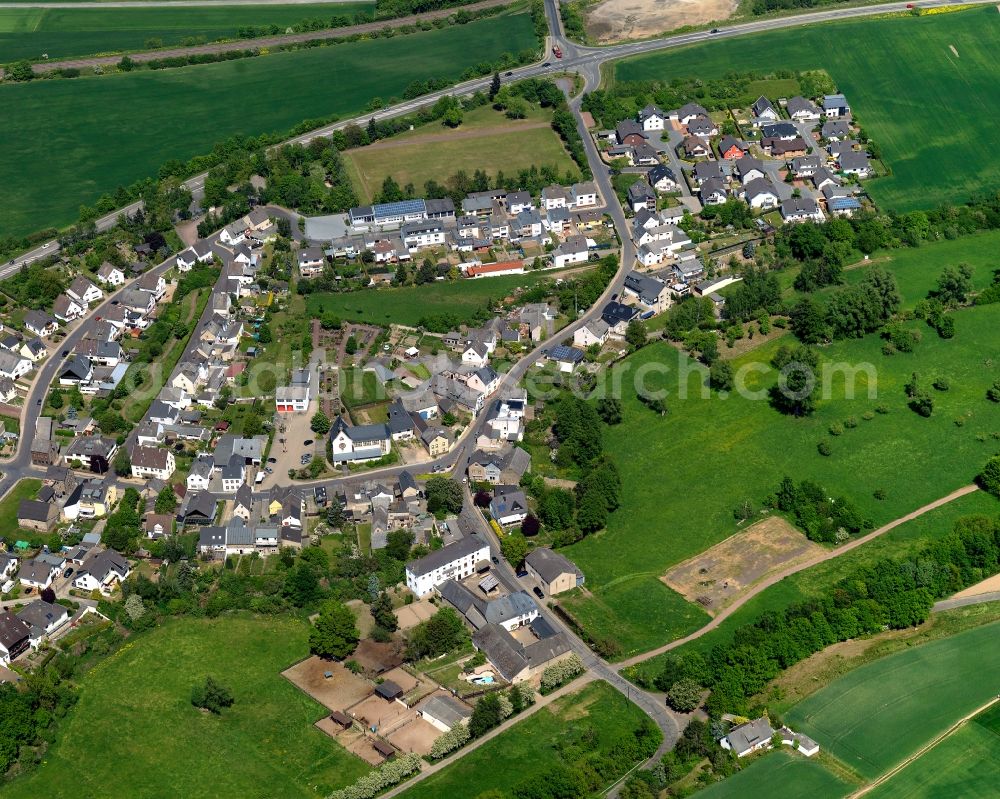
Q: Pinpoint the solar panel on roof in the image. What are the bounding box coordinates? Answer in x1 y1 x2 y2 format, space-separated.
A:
372 199 426 219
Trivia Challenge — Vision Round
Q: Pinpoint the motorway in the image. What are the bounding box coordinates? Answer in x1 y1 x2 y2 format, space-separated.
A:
5 0 983 275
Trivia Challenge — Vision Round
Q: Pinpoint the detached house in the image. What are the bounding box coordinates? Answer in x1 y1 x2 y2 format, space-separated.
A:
0 613 31 666
97 261 126 287
130 445 175 480
405 536 491 598
742 178 780 210
24 310 59 338
67 276 103 306
73 549 131 595
751 96 780 126
786 96 821 123
781 196 825 223
0 350 32 380
52 293 86 322
638 104 667 131
552 235 589 269
489 486 529 526
296 246 326 277
525 548 584 596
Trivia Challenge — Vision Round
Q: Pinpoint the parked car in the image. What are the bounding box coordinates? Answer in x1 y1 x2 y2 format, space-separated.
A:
63 567 73 578
491 556 500 565
532 586 544 599
303 439 313 446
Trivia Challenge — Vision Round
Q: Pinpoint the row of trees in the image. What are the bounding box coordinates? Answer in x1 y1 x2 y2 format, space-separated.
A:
642 513 1000 716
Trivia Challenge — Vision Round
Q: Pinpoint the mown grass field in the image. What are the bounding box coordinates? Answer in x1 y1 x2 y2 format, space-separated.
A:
0 11 538 238
785 621 1000 780
0 478 42 540
563 301 1000 660
865 708 1000 799
343 104 580 203
398 681 652 799
306 267 575 327
5 615 370 799
0 3 375 60
614 6 1000 213
693 751 850 799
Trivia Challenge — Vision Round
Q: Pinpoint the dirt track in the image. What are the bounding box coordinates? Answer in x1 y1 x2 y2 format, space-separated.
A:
24 0 514 74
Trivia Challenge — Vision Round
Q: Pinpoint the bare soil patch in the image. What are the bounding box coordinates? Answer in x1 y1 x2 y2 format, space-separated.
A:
394 599 437 630
586 0 739 43
283 657 373 711
662 516 823 616
952 572 1000 598
386 717 442 755
346 694 413 735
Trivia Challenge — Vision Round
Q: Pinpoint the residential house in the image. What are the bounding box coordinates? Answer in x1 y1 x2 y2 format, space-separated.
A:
648 164 679 193
541 185 571 210
405 536 491 598
822 93 850 117
548 345 585 373
96 261 126 287
693 161 723 185
438 580 539 631
721 717 775 757
615 120 647 147
296 246 326 277
58 355 92 386
52 293 86 322
63 435 117 473
131 445 175 480
700 178 729 206
735 156 766 184
786 96 821 123
762 137 808 158
821 119 852 141
119 288 156 316
0 376 17 403
0 350 30 381
790 155 823 178
524 548 585 596
19 337 46 364
780 197 825 223
62 479 117 521
811 167 841 192
552 235 589 269
73 549 131 595
601 301 640 338
67 276 103 306
471 621 572 684
180 491 218 527
742 177 780 210
718 136 748 160
751 96 780 126
0 612 32 666
627 180 657 213
467 446 531 485
489 486 529 526
687 116 718 138
573 318 610 348
838 151 872 178
682 135 711 159
24 310 59 338
571 182 599 208
670 102 709 125
18 555 64 590
17 499 58 532
17 600 69 647
638 104 667 131
623 271 672 313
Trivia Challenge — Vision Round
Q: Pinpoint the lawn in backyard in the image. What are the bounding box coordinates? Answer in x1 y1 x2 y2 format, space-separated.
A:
343 104 581 203
864 707 1000 799
398 680 655 799
784 620 1000 781
0 3 374 61
614 6 1000 213
0 10 538 238
561 302 1000 660
692 751 850 799
4 615 370 799
0 478 42 540
305 267 575 328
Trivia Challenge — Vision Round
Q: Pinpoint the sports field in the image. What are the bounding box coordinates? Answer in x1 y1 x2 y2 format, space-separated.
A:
786 621 1000 781
306 266 579 327
614 6 1000 213
0 3 374 60
563 299 1000 659
693 751 850 799
398 680 657 799
4 615 370 799
343 105 581 203
0 10 538 237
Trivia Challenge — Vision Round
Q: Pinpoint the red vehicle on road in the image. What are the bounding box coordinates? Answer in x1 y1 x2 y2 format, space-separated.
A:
552 45 562 58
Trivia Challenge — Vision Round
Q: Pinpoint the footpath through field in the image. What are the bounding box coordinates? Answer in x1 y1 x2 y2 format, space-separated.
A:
14 0 516 74
847 695 1000 798
615 484 981 670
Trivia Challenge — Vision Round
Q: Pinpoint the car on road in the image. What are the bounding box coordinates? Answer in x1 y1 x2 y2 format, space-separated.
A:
111 300 119 305
267 457 277 464
63 568 73 578
36 398 42 406
61 349 69 357
710 27 720 33
516 569 528 578
543 62 552 68
491 556 500 565
505 71 513 76
533 586 544 599
42 242 51 249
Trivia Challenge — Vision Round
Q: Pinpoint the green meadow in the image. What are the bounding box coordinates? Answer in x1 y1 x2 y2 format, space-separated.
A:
0 3 375 61
692 751 850 799
0 10 538 237
5 615 370 798
563 300 1000 660
614 6 1000 213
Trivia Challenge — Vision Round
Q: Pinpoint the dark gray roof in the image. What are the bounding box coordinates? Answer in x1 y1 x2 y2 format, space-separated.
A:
16 599 68 630
17 499 52 523
420 694 472 728
406 536 487 578
525 548 583 584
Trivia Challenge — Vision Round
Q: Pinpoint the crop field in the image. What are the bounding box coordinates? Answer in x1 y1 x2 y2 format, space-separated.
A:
0 3 375 61
5 615 370 799
305 267 577 328
398 681 653 799
865 710 1000 799
0 10 538 238
564 301 1000 660
693 751 850 799
614 6 1000 213
343 104 580 203
785 621 1000 780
